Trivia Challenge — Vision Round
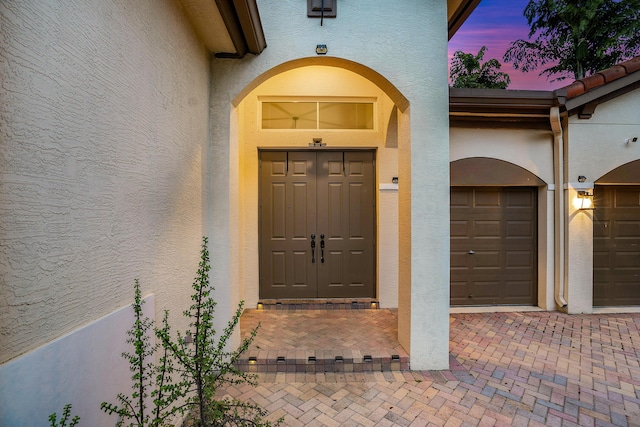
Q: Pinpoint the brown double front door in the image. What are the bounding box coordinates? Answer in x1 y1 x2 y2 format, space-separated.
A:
259 150 375 299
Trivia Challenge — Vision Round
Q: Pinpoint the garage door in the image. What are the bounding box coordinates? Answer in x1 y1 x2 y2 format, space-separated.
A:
450 187 537 306
593 186 640 306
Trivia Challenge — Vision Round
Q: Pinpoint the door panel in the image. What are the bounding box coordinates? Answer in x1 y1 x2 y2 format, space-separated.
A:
260 151 375 299
260 151 317 298
317 151 375 297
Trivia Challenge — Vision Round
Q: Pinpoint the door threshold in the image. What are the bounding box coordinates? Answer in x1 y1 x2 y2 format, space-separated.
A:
256 298 379 310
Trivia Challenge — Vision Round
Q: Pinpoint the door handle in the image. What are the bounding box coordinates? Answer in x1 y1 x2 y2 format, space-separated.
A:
311 234 316 263
468 250 475 255
320 234 325 263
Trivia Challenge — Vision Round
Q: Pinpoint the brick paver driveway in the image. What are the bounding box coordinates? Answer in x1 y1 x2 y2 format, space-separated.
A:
219 311 640 426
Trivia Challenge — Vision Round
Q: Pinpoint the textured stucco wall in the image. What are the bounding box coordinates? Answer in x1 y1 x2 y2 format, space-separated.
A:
1 0 209 420
208 0 450 369
450 127 554 184
565 88 640 313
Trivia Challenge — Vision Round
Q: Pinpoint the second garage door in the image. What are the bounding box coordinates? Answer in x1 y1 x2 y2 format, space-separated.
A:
593 186 640 306
450 187 537 306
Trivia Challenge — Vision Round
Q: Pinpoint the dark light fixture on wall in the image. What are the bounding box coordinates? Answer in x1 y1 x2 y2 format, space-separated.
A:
308 0 336 25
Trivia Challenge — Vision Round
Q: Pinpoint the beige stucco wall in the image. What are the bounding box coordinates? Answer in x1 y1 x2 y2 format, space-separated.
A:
1 0 209 423
237 66 399 308
565 88 640 313
450 127 554 184
209 0 451 369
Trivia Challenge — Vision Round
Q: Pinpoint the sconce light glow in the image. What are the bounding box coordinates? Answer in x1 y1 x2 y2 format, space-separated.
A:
573 190 594 210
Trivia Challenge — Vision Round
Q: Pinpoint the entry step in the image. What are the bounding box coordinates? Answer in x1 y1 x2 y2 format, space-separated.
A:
257 299 379 310
235 349 409 373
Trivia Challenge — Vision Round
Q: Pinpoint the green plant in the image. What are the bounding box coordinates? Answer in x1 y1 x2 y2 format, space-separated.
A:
49 404 80 427
157 237 281 426
103 237 280 427
101 280 186 426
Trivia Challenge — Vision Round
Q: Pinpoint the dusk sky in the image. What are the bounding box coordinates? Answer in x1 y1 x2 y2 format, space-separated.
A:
448 0 569 91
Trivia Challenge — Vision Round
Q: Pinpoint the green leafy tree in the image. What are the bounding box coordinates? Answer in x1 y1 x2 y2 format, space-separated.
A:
504 0 640 82
450 46 511 89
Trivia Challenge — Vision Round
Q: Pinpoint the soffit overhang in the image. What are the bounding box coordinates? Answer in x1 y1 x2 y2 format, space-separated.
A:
180 0 266 57
449 88 556 129
448 0 481 40
180 0 477 57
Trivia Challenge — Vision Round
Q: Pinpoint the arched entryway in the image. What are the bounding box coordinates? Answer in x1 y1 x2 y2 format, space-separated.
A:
232 60 404 308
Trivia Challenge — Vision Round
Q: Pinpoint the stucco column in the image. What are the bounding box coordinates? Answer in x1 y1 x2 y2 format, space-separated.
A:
565 184 594 313
208 95 242 348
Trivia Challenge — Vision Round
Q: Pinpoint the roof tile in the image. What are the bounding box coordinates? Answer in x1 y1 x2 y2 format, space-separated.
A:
563 56 640 99
620 56 640 74
600 65 626 83
565 81 586 99
581 73 605 91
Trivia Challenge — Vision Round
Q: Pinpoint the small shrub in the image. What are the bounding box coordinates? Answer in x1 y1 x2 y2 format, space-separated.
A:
49 404 80 427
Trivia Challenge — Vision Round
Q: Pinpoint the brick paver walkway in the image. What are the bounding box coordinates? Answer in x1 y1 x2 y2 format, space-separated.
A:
220 311 640 426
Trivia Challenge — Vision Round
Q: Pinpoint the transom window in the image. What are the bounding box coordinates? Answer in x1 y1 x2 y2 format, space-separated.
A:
261 100 375 130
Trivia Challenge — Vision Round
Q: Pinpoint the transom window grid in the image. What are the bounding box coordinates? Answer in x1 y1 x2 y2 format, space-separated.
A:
261 99 375 130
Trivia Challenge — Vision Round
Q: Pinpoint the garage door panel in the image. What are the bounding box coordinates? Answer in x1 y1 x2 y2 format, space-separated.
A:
505 281 533 297
451 282 470 303
506 191 534 207
593 251 610 269
615 190 640 207
594 220 610 238
451 220 469 238
505 250 533 268
614 220 640 237
593 186 640 306
506 221 534 239
474 220 501 238
613 252 640 269
474 190 501 207
473 251 501 269
473 281 501 298
451 189 471 207
451 252 469 269
451 187 537 306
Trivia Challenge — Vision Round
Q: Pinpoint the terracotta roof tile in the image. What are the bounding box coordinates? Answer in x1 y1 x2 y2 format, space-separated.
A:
563 55 640 99
581 73 605 91
620 56 640 74
600 65 626 83
565 81 586 99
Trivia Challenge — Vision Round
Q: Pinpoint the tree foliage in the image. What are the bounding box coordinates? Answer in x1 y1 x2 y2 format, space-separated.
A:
504 0 640 81
450 46 511 89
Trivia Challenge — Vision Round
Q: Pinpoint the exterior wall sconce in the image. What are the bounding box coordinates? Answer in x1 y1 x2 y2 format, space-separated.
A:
574 190 594 210
308 0 337 20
